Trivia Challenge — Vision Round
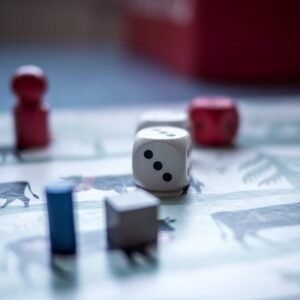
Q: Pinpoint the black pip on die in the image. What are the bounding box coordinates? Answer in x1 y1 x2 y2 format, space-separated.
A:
132 126 191 195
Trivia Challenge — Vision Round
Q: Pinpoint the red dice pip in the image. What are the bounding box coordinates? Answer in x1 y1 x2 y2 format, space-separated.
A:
188 96 239 147
11 65 51 150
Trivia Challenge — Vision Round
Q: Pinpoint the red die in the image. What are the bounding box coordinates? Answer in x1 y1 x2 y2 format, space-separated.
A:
188 96 239 147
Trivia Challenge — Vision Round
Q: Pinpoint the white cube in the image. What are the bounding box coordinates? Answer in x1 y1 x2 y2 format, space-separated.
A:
136 110 188 132
132 126 191 193
105 190 159 249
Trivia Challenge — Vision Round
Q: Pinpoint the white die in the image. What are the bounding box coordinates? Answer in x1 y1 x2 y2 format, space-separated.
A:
132 126 191 193
136 110 188 133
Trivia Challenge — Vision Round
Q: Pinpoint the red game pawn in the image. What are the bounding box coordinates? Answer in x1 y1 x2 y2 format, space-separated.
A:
12 65 51 150
189 96 239 147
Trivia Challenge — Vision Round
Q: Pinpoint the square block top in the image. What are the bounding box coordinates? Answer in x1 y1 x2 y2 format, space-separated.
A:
45 181 74 195
106 190 159 212
137 126 189 140
139 110 187 123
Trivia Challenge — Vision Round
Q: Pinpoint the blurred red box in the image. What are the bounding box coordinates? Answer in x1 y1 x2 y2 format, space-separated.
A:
125 0 300 80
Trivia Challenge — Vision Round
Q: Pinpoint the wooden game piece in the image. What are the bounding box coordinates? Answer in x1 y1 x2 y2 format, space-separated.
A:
45 181 77 255
11 65 51 150
136 110 188 132
189 96 239 147
132 126 191 194
105 190 159 249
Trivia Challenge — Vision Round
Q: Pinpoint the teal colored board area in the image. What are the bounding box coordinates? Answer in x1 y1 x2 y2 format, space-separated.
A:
1 44 300 111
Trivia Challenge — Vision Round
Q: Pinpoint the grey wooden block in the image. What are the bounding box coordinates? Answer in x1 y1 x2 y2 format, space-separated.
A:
105 190 159 249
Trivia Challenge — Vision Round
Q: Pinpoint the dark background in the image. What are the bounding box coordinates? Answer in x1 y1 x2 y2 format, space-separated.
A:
1 0 300 111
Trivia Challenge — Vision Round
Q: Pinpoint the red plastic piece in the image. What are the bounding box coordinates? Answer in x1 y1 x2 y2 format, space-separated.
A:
125 0 200 77
12 65 51 150
188 96 239 146
125 0 300 80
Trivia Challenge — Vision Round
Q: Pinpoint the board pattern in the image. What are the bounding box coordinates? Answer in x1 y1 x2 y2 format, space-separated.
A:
0 101 300 299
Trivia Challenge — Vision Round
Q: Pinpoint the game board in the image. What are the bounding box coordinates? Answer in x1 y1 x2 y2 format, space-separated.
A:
1 99 300 299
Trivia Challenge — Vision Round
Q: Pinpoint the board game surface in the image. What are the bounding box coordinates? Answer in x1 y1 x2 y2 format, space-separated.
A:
1 99 300 299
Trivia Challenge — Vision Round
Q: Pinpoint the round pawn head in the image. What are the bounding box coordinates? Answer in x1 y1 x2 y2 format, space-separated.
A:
11 65 47 105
